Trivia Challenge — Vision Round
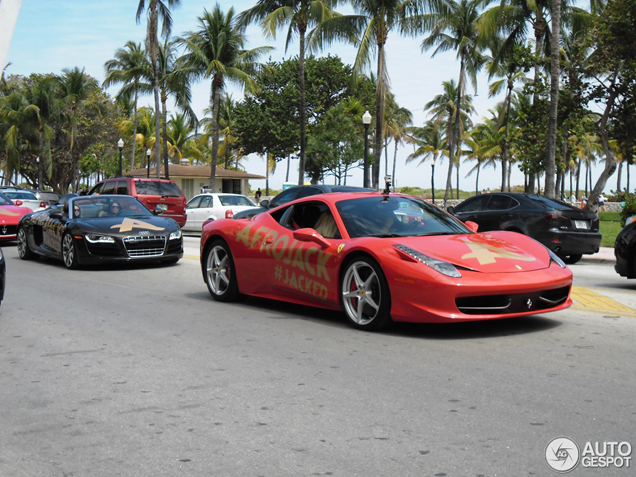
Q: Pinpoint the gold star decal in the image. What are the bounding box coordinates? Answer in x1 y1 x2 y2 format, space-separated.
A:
110 218 165 232
461 240 537 265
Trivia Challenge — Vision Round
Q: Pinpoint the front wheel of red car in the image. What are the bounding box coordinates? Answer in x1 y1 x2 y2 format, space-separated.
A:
204 239 241 302
341 257 392 331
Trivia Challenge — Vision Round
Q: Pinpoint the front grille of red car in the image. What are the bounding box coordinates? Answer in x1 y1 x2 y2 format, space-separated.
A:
123 235 166 257
456 286 570 315
0 225 17 237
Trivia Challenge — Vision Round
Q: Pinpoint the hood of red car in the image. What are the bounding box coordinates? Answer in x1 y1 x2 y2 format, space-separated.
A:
0 205 32 223
393 231 552 273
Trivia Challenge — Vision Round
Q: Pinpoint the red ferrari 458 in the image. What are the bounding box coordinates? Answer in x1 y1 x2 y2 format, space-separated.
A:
200 192 572 331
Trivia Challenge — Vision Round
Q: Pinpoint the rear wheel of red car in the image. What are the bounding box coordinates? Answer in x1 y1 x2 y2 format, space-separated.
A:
341 257 392 331
17 227 36 260
204 239 241 302
62 233 79 270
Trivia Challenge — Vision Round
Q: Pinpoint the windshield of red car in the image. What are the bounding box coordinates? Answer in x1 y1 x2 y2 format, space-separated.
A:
335 196 471 238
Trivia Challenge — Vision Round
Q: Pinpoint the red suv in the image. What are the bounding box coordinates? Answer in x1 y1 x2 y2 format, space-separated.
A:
89 177 187 226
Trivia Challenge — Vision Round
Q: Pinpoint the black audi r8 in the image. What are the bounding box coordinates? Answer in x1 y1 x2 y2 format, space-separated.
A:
16 195 183 269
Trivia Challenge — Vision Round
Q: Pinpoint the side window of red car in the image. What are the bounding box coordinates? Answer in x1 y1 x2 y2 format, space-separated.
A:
102 181 116 194
115 180 128 195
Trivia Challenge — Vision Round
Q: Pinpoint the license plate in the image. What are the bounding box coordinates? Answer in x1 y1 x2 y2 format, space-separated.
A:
574 220 589 229
157 204 168 211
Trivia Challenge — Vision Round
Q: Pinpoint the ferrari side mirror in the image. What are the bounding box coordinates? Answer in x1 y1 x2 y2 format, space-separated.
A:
293 228 330 248
465 220 479 233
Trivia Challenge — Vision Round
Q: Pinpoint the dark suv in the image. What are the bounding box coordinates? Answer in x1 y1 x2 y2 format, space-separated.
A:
233 184 374 220
89 177 187 226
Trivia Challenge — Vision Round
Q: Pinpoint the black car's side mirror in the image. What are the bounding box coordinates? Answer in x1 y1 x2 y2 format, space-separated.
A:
447 206 455 214
153 207 164 215
260 199 270 209
50 209 63 219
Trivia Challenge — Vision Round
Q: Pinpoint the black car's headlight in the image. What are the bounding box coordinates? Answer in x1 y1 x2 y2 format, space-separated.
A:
393 244 462 278
169 229 182 240
548 248 567 268
85 234 115 244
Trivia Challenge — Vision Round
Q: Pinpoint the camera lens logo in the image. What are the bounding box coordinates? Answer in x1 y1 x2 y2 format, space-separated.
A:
546 437 581 473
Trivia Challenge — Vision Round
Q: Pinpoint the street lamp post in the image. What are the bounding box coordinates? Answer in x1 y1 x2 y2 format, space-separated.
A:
36 157 41 190
146 148 151 178
431 157 436 205
362 111 371 188
117 138 124 177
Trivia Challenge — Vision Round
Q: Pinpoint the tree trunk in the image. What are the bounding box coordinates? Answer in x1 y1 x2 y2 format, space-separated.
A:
161 89 170 179
131 87 139 171
373 41 386 190
544 0 561 198
298 29 307 186
149 5 161 179
209 83 221 190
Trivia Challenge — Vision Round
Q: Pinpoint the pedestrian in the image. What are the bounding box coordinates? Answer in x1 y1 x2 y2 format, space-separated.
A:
254 188 262 204
599 193 607 211
580 195 587 208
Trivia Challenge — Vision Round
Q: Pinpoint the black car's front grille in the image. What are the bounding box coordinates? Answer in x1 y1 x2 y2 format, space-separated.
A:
0 224 17 237
123 235 166 257
456 286 570 315
86 242 122 257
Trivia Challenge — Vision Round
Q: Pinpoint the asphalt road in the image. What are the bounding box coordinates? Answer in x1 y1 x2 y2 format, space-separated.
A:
1 240 635 477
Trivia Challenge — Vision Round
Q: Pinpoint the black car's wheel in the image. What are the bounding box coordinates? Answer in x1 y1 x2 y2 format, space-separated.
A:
204 239 241 301
62 233 79 270
17 227 36 260
341 256 392 331
561 253 582 265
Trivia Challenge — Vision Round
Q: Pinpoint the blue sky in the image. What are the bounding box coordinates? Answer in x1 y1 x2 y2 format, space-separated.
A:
6 0 529 192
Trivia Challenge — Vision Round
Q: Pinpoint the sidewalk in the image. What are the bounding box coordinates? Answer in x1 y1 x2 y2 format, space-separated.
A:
581 247 615 262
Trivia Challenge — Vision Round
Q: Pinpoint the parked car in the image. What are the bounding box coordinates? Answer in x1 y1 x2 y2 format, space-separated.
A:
183 193 257 231
89 177 187 226
200 192 573 331
448 192 601 264
3 190 47 212
232 184 374 220
17 194 183 269
614 220 636 278
0 192 33 240
33 189 61 205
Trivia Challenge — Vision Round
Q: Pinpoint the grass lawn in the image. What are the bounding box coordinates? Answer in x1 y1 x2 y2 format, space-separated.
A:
599 211 622 247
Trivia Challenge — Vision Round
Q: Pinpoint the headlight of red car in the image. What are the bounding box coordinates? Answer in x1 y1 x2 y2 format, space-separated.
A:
394 244 462 278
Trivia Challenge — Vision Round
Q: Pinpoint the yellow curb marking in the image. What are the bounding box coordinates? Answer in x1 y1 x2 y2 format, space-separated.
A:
571 286 636 316
184 254 199 261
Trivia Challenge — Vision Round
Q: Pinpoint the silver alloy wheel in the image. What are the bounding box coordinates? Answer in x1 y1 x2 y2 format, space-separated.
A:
342 261 381 326
62 234 75 268
17 228 28 257
206 244 230 296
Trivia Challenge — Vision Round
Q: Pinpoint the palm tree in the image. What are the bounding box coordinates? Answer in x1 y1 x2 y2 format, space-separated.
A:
24 74 59 189
406 119 447 194
417 0 485 204
384 94 413 190
103 41 151 171
311 0 430 189
156 39 194 178
0 89 38 184
119 106 157 173
136 0 181 178
56 67 102 192
166 112 203 164
238 0 339 186
178 4 271 189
